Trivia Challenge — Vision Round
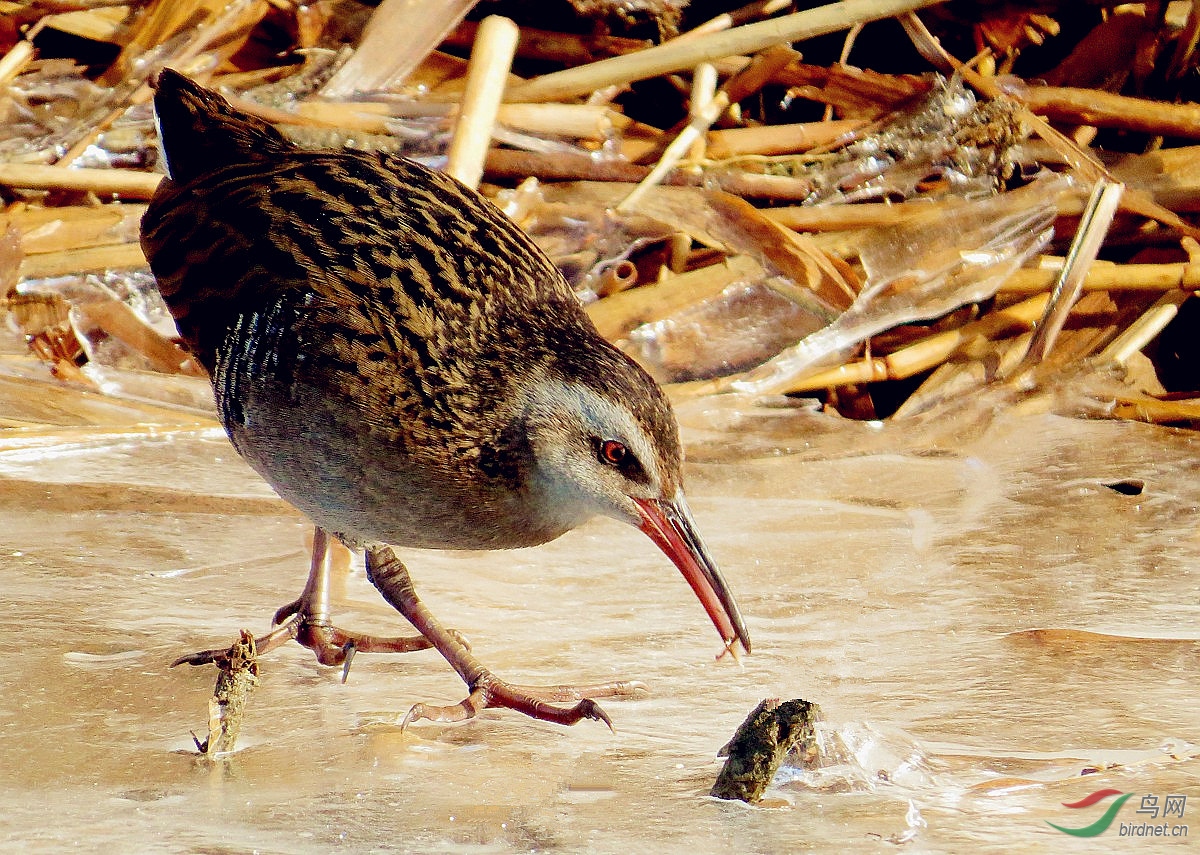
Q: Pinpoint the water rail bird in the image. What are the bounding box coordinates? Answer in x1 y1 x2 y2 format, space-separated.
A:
141 68 750 728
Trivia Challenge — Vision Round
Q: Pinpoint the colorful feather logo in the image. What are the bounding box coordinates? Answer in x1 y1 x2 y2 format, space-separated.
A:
1047 790 1134 837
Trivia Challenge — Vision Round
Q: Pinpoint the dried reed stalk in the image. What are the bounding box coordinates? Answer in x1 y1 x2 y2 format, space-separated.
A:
1000 262 1200 293
1113 394 1200 424
705 192 857 310
39 7 128 42
0 38 35 87
768 292 1050 393
1015 83 1200 139
446 16 520 190
509 0 947 103
292 100 616 141
673 0 796 44
1012 180 1124 372
706 118 863 158
445 21 650 64
707 172 816 200
618 43 819 211
320 0 475 97
618 88 731 211
623 44 797 164
688 62 719 161
10 204 147 255
19 244 147 280
1097 290 1194 366
586 255 765 340
484 149 650 184
0 165 162 199
73 301 202 376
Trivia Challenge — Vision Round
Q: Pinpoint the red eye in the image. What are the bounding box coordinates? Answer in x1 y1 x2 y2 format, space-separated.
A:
599 439 627 466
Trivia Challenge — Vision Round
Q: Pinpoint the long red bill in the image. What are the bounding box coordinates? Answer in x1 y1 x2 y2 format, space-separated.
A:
634 491 751 657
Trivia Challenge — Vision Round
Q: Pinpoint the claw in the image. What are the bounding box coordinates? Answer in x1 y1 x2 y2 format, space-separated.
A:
575 699 614 732
340 641 357 683
171 649 226 668
396 676 625 731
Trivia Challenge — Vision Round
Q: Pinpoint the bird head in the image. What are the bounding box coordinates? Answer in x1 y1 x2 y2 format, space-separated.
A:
515 358 751 658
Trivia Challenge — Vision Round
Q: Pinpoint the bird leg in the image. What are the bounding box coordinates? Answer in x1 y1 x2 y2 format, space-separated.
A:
174 528 451 679
365 545 646 729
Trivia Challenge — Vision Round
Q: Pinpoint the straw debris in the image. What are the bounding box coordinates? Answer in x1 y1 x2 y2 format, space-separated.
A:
2 0 1199 426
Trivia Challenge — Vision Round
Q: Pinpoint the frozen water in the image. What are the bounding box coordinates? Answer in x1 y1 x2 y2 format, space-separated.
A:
0 368 1196 852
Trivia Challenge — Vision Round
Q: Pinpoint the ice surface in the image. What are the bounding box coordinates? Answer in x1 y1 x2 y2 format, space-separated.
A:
0 368 1197 852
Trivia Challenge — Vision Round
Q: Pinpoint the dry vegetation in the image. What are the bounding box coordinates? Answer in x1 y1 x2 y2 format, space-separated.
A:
3 0 1200 425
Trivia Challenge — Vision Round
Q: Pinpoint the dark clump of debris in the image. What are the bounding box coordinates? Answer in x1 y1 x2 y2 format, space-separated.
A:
711 697 821 803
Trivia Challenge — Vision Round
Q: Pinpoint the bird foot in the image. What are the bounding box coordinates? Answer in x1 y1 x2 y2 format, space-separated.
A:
170 612 303 669
366 544 649 730
401 674 649 731
174 527 470 675
172 607 469 682
274 597 471 663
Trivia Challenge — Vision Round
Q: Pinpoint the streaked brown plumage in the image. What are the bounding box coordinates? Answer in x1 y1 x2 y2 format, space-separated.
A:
142 69 749 727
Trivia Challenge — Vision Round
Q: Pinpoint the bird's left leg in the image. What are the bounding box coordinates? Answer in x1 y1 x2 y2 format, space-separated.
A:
366 544 646 729
174 528 453 677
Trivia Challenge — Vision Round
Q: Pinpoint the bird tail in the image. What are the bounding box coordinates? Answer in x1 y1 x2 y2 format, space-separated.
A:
152 68 291 185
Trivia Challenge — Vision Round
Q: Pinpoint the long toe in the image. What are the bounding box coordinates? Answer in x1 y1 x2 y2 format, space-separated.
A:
297 623 434 666
400 693 611 730
503 680 649 702
171 611 306 668
399 674 651 730
174 613 470 672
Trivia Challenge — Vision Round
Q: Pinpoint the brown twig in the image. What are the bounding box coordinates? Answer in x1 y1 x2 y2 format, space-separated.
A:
1012 81 1200 139
509 0 948 103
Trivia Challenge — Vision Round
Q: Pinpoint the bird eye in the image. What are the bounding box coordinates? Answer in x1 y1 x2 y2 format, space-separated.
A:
598 439 627 467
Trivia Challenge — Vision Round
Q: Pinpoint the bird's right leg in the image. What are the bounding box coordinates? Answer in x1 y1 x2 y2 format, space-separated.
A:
365 545 646 729
173 528 446 677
